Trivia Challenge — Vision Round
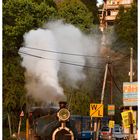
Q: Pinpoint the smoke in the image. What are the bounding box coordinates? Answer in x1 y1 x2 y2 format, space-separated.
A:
100 28 124 60
19 20 100 103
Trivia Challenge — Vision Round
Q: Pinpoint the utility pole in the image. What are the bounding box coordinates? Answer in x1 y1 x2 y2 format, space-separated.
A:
96 61 109 140
109 63 113 119
109 63 113 140
129 48 134 140
26 118 29 140
130 48 133 83
101 63 109 104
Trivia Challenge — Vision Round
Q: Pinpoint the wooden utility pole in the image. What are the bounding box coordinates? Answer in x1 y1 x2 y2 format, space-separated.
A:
110 64 113 105
96 62 109 140
101 63 109 104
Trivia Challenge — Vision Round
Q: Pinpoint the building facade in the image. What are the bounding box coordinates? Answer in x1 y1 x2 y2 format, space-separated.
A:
99 0 133 31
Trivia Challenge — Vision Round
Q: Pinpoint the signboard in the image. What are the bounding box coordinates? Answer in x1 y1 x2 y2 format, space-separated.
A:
123 82 138 106
109 120 115 128
20 111 24 117
90 103 103 117
108 105 115 116
121 110 136 128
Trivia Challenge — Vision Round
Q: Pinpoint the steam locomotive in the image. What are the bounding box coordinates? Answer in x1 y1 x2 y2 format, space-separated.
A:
28 101 85 140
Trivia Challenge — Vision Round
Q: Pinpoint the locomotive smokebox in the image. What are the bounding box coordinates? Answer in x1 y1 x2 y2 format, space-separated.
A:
59 101 67 109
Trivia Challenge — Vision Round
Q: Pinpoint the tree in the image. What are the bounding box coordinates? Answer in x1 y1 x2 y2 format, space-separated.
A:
114 2 137 54
56 0 95 33
3 0 57 137
81 0 99 24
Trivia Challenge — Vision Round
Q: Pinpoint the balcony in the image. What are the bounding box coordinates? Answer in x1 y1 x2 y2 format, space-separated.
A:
106 4 132 10
105 15 116 21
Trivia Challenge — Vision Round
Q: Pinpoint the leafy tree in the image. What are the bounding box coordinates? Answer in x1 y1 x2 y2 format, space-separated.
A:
3 0 57 137
81 0 99 24
56 0 95 33
104 1 138 121
114 2 137 54
63 85 90 116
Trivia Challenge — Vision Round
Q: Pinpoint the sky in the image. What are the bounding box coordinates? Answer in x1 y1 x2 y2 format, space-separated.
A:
97 0 103 6
97 0 103 4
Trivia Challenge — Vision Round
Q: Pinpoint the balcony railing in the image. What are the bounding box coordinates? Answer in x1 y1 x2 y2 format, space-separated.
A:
106 4 132 9
105 15 116 21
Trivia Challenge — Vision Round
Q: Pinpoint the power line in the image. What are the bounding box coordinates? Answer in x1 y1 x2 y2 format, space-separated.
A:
22 46 107 59
108 66 123 93
19 51 104 69
111 55 129 63
22 46 131 65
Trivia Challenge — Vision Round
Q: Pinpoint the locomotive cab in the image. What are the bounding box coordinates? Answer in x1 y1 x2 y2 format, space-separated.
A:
28 102 78 140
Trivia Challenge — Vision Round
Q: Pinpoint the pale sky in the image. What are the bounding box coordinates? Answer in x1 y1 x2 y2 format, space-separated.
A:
97 0 103 4
97 0 103 6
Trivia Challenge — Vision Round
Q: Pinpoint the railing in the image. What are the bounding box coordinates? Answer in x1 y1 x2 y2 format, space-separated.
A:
106 4 132 9
105 15 116 21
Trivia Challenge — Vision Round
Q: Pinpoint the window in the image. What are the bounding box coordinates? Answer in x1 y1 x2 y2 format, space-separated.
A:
107 10 111 16
101 126 109 131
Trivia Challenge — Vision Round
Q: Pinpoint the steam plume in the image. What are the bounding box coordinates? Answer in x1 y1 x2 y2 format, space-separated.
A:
19 20 100 103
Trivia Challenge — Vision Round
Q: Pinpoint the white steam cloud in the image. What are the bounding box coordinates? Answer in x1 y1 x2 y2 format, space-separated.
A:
19 20 100 103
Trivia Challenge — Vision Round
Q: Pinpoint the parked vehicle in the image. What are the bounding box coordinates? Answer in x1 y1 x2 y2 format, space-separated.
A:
99 126 111 140
99 124 129 140
112 125 125 140
78 131 94 140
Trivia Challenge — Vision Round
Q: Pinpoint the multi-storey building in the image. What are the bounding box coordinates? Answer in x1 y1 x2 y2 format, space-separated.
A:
99 0 133 31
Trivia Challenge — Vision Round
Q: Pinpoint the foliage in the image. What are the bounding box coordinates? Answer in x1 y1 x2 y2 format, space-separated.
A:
3 0 57 136
63 86 90 116
81 0 99 24
3 0 57 53
56 0 95 33
105 2 138 121
70 92 90 115
114 2 137 54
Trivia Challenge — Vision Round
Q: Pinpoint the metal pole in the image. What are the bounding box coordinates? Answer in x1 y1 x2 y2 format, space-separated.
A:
129 48 134 140
110 64 113 140
90 117 93 140
130 48 133 83
18 117 22 139
110 64 113 105
26 118 29 140
94 118 97 140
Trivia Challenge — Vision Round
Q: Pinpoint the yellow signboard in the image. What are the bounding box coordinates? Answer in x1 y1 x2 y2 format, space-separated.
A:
108 105 115 115
121 110 136 128
109 120 115 128
90 103 103 117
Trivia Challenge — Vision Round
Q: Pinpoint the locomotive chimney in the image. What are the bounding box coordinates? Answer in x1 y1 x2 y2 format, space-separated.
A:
59 101 67 109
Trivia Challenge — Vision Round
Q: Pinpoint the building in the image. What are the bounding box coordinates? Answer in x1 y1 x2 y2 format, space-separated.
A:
99 0 134 31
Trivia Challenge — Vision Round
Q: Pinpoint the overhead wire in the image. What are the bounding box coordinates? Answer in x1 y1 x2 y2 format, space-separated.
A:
111 54 130 63
21 46 131 65
108 66 123 93
19 51 104 69
22 46 107 59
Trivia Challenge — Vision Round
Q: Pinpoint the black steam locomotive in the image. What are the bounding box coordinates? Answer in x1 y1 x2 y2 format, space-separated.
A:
28 102 79 140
